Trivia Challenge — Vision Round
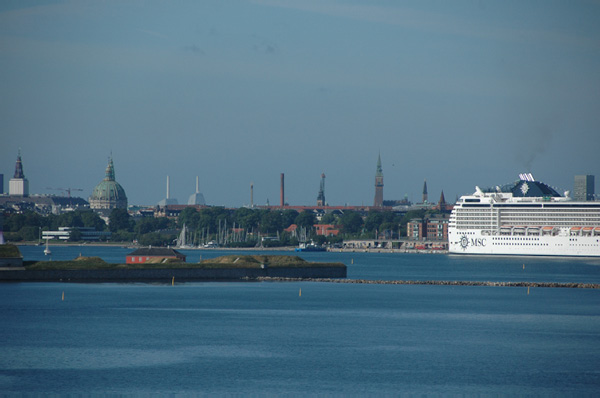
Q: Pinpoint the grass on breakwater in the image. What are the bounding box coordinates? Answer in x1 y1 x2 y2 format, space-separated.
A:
198 255 344 269
0 244 22 258
24 255 345 270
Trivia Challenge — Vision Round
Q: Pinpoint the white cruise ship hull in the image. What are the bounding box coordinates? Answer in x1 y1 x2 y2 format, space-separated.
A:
448 229 600 257
448 175 600 257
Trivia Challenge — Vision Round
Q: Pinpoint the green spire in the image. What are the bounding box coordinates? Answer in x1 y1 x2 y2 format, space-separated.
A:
104 157 116 181
376 153 383 177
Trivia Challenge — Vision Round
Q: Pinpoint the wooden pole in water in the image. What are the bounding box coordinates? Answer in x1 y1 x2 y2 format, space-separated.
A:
172 276 175 286
527 286 530 295
299 288 301 297
62 291 64 301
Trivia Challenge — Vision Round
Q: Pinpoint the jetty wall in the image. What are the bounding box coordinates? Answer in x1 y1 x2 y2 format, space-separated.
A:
0 266 347 282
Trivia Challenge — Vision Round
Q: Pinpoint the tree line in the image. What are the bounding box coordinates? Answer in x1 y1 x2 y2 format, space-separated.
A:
2 206 432 246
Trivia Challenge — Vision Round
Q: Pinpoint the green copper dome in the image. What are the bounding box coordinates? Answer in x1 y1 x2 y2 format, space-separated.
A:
89 158 127 209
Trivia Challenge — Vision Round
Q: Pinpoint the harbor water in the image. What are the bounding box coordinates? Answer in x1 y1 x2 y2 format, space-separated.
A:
2 246 600 395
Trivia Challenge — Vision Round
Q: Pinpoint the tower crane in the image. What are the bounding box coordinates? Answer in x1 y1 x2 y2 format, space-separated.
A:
46 187 84 198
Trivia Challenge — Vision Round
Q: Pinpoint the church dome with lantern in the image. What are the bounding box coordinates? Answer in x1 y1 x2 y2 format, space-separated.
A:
89 157 127 210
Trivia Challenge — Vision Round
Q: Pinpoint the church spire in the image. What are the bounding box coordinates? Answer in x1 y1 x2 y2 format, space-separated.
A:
317 173 326 206
422 180 428 203
13 149 25 179
374 153 384 207
376 152 383 177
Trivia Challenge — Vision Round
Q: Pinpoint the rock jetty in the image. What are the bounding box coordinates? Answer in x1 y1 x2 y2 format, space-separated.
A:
255 277 600 289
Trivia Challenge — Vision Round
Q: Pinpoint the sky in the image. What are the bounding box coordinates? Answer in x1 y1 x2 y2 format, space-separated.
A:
1 0 599 207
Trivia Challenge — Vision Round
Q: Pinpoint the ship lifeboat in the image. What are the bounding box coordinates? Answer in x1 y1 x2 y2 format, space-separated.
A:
513 226 526 236
594 227 600 236
582 227 593 236
570 227 582 236
542 226 554 235
500 226 512 235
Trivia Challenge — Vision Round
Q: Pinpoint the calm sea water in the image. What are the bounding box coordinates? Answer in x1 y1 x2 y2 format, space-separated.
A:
2 246 600 395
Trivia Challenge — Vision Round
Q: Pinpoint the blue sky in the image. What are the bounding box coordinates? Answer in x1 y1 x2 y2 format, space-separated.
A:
1 0 599 206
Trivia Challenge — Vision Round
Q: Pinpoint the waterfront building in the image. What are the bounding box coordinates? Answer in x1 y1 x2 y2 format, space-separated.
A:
9 150 29 197
574 175 595 201
314 224 340 237
407 215 449 241
126 247 186 264
426 215 449 240
89 157 128 211
407 219 424 240
374 154 383 207
42 227 111 241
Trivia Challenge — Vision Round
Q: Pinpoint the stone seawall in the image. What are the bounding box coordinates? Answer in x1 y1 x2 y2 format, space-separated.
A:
255 277 600 289
0 266 346 282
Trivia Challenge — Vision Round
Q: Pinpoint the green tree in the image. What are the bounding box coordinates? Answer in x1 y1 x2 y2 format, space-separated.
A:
281 209 299 229
111 229 134 242
57 212 83 228
178 207 200 229
260 210 282 234
339 211 363 234
138 232 172 246
364 211 384 232
69 228 82 241
109 208 132 232
81 211 106 231
233 207 260 230
320 212 337 225
295 211 316 229
135 217 158 235
5 213 26 232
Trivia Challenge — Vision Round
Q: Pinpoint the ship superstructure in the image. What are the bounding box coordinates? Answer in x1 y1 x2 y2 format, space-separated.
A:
448 174 600 257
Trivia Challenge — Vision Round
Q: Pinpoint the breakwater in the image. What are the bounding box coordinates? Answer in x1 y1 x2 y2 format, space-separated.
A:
0 266 346 282
255 277 600 289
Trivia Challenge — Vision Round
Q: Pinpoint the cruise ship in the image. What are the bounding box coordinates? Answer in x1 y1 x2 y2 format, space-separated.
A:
448 174 600 257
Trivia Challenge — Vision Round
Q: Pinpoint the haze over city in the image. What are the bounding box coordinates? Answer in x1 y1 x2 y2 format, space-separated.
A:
1 0 599 207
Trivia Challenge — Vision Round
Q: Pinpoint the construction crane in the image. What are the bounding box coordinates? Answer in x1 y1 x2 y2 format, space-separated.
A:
46 187 84 198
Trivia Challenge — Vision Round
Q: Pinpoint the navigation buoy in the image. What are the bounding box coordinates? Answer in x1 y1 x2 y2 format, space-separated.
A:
351 258 354 264
299 288 301 297
172 276 175 286
62 291 64 301
523 264 525 270
527 286 530 295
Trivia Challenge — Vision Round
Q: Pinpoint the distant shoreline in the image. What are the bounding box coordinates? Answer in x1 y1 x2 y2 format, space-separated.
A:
15 242 447 254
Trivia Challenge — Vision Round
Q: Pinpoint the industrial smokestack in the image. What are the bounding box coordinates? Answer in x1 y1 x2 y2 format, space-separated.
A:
250 182 254 208
195 176 199 193
280 173 285 208
166 176 170 199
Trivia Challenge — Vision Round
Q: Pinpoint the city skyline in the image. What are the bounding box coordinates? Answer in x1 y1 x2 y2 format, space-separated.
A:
1 1 599 206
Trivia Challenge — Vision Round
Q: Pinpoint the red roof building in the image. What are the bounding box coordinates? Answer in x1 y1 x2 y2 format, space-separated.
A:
126 247 186 264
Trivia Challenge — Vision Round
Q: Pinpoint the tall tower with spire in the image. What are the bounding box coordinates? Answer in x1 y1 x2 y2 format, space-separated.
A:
9 149 29 196
374 153 384 207
422 180 428 203
317 173 326 206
